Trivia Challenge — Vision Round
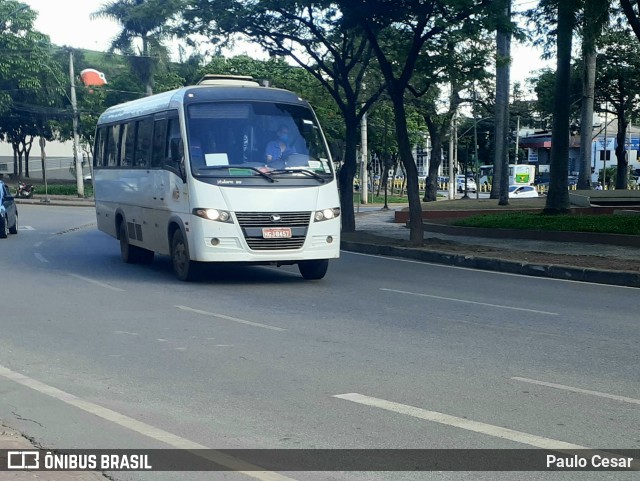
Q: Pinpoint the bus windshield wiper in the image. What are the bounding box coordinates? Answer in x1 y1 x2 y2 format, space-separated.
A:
198 165 275 183
270 168 326 183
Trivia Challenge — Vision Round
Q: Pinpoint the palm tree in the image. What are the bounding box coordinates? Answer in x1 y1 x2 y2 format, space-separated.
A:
91 0 185 95
577 0 610 190
544 0 581 213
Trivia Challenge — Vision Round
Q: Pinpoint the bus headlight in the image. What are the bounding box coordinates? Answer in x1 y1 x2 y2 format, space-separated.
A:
314 207 340 222
193 208 233 223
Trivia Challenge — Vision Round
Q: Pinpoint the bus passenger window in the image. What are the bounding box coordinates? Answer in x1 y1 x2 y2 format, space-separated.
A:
151 119 167 168
135 118 153 168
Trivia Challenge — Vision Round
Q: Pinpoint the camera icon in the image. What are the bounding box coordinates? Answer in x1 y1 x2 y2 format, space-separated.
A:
7 451 39 469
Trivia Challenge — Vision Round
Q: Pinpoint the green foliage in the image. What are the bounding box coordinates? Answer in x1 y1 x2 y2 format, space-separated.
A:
454 211 640 235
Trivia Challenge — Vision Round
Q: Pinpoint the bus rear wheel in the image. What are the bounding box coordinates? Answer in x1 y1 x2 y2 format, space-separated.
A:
298 259 329 280
119 222 138 263
171 229 199 281
119 222 154 264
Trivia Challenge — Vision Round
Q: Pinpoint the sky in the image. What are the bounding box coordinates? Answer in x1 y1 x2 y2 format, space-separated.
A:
23 0 553 88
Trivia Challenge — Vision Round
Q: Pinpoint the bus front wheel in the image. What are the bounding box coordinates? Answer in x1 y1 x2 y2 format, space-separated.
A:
171 229 199 281
298 259 329 280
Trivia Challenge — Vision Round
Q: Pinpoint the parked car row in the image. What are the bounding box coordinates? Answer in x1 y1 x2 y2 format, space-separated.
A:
0 180 19 238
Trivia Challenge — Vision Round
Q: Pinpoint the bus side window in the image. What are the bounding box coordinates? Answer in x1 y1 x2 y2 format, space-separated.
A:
94 127 106 167
152 119 167 168
166 117 181 163
105 124 120 167
136 118 153 168
120 121 136 167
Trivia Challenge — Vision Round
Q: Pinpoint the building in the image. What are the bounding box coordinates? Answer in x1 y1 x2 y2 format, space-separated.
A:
518 124 640 178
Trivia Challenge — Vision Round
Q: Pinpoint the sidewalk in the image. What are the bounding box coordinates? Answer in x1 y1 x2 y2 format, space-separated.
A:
0 424 107 480
343 206 640 288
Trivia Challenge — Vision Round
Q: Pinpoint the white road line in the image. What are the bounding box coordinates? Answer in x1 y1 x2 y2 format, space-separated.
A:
175 305 287 332
114 331 139 336
34 253 48 263
20 225 35 231
381 288 558 315
34 241 43 247
0 364 297 481
512 377 640 405
68 273 124 292
333 392 586 450
344 251 640 290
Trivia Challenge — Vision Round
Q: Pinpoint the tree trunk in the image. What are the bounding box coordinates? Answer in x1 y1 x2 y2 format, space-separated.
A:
337 120 360 232
392 94 423 245
578 47 596 190
492 0 511 205
615 114 629 189
424 127 443 202
544 0 578 214
578 0 605 190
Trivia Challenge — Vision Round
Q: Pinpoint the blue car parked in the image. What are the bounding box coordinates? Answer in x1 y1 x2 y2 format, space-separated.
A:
0 180 18 238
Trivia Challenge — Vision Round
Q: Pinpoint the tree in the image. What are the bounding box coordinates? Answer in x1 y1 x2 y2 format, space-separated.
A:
620 0 640 41
595 28 640 189
341 0 493 244
491 0 512 205
180 0 384 233
415 35 494 202
577 0 610 190
0 1 67 177
544 0 581 214
91 0 186 95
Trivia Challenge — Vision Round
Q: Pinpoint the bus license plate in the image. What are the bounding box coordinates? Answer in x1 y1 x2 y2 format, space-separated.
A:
262 227 292 239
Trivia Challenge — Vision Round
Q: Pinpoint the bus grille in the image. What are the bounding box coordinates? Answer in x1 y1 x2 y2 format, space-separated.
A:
235 211 311 251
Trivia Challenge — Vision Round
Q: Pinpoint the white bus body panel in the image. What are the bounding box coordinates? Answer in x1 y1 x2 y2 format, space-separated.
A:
187 182 340 262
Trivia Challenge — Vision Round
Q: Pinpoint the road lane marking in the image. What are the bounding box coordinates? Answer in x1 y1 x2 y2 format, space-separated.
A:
512 377 640 405
175 305 287 331
333 392 587 450
19 225 35 231
381 288 558 315
114 331 139 336
0 363 297 481
34 241 43 247
344 251 640 290
34 253 48 263
68 273 124 292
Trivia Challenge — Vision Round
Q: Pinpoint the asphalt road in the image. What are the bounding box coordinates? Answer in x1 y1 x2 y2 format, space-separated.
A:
0 204 638 481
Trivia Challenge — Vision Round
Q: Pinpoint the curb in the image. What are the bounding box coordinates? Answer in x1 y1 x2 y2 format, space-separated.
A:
341 241 640 288
421 222 640 248
15 199 95 207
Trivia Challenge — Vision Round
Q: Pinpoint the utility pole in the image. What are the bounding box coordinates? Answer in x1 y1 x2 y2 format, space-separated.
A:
603 103 608 188
473 87 480 200
39 137 50 203
448 113 456 200
69 50 84 197
515 115 520 163
360 111 368 204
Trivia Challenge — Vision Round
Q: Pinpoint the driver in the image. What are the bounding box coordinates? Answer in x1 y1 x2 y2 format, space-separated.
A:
265 125 296 169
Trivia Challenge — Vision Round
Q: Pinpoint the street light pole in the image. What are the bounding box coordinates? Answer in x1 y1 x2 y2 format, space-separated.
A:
69 50 84 198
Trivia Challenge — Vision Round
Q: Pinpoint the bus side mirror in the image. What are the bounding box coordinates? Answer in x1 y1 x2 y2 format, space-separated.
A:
170 137 183 162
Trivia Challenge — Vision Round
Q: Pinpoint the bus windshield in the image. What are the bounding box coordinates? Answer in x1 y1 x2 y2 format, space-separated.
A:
186 101 333 179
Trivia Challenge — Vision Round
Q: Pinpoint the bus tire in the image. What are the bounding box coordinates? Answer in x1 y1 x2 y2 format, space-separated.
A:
171 229 198 281
119 221 137 264
0 214 8 239
298 259 328 280
9 213 18 234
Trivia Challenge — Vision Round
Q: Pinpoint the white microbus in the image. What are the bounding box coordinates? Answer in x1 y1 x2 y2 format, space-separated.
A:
93 76 340 281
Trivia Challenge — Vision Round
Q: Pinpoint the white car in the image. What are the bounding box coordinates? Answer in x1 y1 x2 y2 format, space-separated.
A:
456 175 477 193
508 185 539 198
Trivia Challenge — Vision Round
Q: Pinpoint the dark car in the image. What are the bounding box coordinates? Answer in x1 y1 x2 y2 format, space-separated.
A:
0 180 18 238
